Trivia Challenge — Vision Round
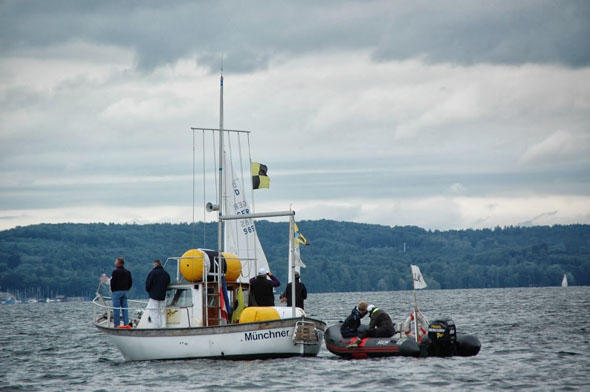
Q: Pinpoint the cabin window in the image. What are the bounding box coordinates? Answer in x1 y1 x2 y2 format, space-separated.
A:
166 288 193 307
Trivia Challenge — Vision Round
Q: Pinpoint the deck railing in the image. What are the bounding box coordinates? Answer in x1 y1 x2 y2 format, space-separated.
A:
92 293 148 327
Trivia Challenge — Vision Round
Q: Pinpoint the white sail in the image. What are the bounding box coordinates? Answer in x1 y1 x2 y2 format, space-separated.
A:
223 152 269 282
561 274 568 287
411 265 427 289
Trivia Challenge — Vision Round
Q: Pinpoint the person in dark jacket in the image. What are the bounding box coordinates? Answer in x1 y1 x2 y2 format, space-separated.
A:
340 301 368 338
145 259 171 328
249 267 280 306
365 304 396 338
110 257 132 327
280 271 307 309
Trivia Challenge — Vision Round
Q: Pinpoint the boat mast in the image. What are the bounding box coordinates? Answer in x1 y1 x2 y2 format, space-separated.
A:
289 215 296 317
218 69 224 255
217 67 224 322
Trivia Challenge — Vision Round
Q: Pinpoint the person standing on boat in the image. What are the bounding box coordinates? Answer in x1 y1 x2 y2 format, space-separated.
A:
364 304 396 338
145 259 170 328
249 268 280 306
340 301 368 337
280 271 307 309
110 257 132 327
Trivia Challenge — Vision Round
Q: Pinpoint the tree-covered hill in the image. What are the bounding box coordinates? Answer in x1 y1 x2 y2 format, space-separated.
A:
0 221 588 298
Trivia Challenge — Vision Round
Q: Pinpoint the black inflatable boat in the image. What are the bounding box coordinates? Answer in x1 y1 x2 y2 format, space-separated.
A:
325 318 481 359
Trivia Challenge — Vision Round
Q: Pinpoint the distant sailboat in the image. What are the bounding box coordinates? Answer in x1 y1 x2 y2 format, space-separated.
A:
561 274 568 287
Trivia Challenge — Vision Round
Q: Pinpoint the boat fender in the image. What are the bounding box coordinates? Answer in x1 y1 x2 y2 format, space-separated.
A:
455 334 481 357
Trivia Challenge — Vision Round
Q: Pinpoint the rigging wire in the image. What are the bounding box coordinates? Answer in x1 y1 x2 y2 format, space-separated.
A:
211 131 218 204
202 129 206 248
192 129 196 247
201 129 207 248
247 133 258 276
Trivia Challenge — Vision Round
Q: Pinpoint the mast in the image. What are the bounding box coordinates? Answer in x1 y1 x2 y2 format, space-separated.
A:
218 70 224 255
289 215 296 317
217 69 224 322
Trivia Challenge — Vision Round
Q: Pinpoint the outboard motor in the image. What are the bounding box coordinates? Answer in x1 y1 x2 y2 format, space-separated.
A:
426 318 456 357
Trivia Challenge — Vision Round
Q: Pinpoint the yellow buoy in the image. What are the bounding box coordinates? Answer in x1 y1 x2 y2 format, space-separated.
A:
238 306 281 323
179 249 209 282
221 252 242 282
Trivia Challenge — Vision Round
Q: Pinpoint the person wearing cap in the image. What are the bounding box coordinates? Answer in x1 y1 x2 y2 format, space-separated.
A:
145 259 171 328
365 304 396 338
110 256 132 327
280 271 307 309
340 301 369 338
249 267 281 306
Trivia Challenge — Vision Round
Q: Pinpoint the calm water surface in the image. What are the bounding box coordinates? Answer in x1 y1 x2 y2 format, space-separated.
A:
1 287 588 391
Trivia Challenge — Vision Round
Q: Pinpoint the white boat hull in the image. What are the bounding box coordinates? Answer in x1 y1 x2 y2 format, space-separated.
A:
96 318 325 361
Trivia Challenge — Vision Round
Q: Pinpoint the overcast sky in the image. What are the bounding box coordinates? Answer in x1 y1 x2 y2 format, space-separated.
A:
1 0 589 231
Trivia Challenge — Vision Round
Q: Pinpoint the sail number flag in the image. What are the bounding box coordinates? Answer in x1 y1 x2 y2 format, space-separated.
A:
411 265 427 289
251 162 270 189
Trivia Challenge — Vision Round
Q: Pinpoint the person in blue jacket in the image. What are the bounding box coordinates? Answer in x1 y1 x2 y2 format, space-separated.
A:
340 301 368 337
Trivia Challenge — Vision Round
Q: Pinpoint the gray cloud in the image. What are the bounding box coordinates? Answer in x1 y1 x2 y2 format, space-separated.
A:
517 210 559 227
1 0 589 72
1 1 590 230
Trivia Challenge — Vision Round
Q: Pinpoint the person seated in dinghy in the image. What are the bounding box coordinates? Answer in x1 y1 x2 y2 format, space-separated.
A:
340 301 369 337
363 304 396 338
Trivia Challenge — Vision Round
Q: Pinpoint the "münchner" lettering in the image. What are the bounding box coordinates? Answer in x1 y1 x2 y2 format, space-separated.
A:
244 329 289 341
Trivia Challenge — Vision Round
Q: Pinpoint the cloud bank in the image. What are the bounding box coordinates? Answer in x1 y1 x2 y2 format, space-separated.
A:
1 1 589 230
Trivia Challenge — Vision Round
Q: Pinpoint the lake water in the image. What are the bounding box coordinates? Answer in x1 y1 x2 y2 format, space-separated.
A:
1 286 589 391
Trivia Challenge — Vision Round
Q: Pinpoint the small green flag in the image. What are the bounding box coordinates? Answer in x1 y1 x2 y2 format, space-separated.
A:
231 285 245 323
251 162 270 189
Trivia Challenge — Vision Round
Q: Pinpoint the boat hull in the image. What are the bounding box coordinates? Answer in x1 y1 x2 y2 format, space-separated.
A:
325 324 481 359
324 325 421 358
96 317 325 361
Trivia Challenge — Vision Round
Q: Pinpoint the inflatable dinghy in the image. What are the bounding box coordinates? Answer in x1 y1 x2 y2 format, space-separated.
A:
325 318 480 359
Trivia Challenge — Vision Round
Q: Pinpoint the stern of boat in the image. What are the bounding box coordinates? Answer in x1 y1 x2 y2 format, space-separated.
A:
293 319 325 356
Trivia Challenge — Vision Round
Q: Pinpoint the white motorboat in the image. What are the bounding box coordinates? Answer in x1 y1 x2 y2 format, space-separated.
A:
94 285 323 360
93 72 325 360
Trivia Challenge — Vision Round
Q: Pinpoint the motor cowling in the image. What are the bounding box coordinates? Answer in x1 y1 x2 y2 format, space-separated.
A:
426 318 457 357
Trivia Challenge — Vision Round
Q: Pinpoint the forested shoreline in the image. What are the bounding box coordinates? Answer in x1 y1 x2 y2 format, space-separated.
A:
0 221 588 298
